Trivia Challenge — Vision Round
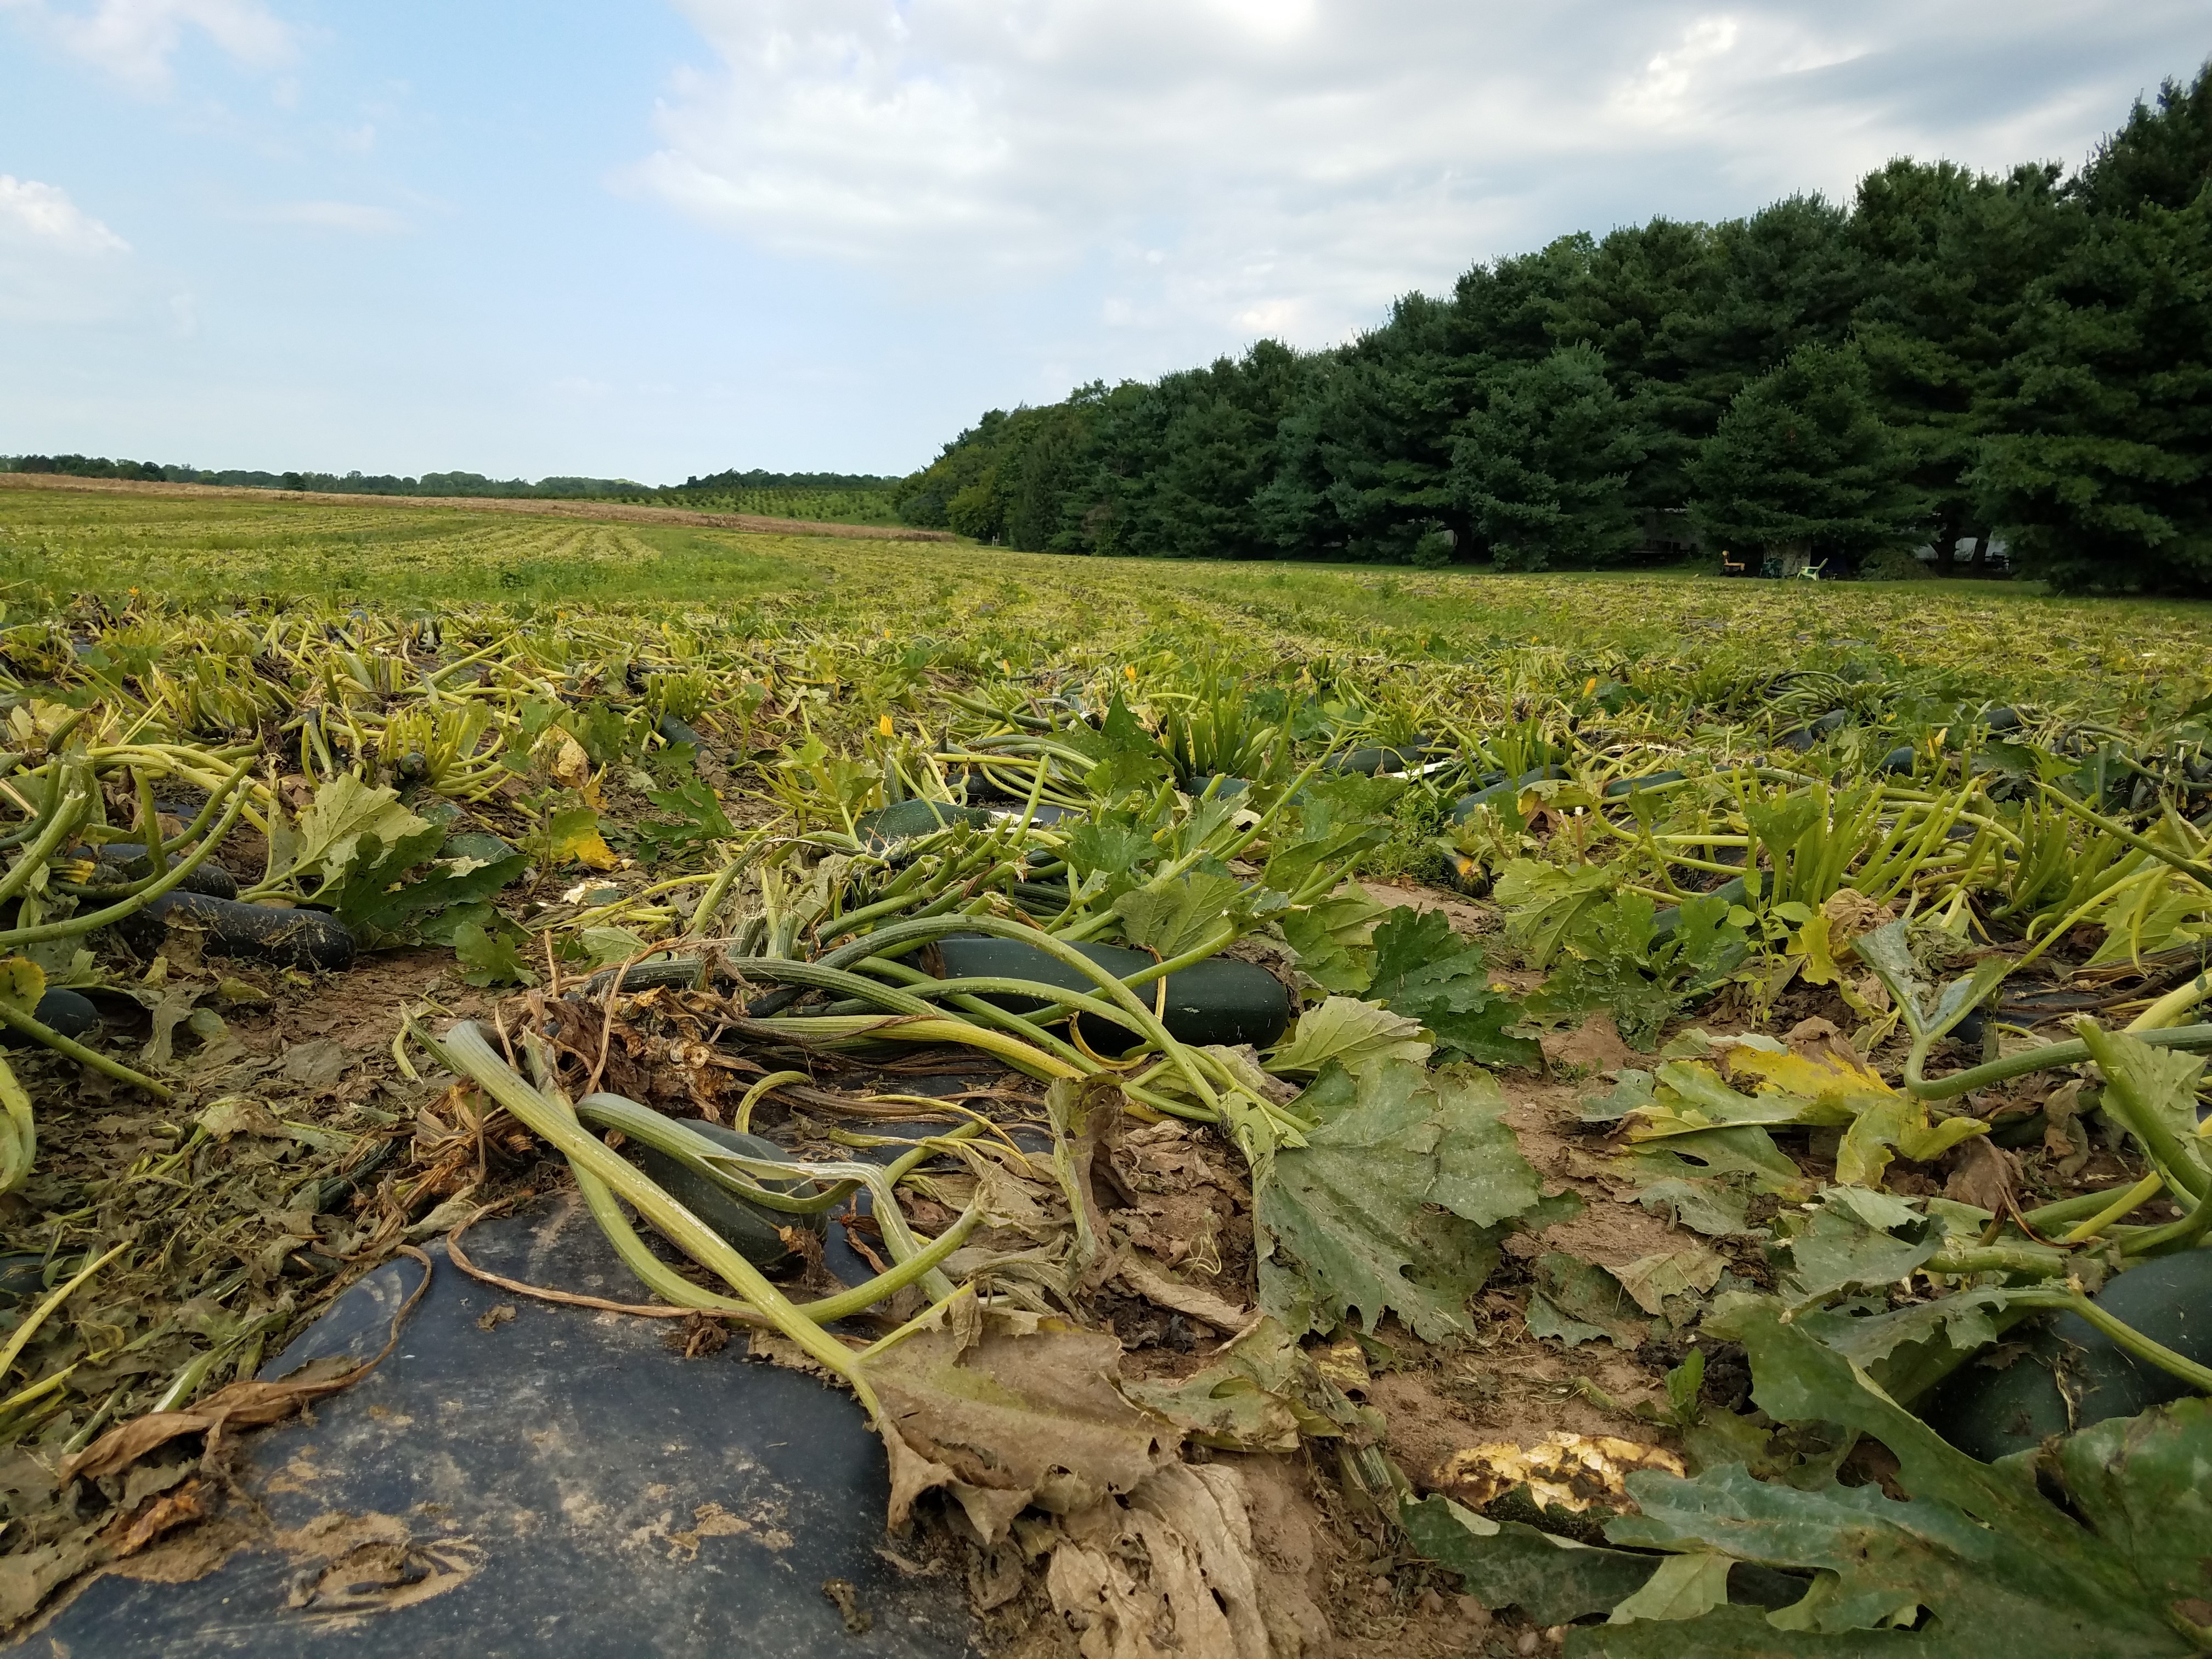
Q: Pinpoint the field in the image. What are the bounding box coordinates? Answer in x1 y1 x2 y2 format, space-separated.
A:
3 483 2212 1655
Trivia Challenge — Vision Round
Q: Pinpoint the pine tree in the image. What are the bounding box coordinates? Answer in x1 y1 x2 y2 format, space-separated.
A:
1688 343 1923 563
1972 61 2212 593
1449 346 1646 569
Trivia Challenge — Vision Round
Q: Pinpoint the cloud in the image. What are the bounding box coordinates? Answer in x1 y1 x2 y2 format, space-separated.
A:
0 174 129 253
250 200 412 235
0 0 294 90
0 174 132 323
639 0 2211 355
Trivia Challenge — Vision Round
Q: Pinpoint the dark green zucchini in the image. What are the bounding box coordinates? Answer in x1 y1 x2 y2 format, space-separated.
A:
0 988 98 1049
656 712 711 753
933 934 1291 1048
1922 1248 2212 1462
1451 766 1566 821
69 843 240 900
850 799 997 849
1327 736 1437 777
122 892 357 972
1776 710 1849 752
630 1121 825 1268
1602 770 1688 799
1878 745 1917 775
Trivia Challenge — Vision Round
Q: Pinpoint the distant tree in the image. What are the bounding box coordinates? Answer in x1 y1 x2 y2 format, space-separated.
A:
1449 345 1646 569
1972 61 2212 593
1850 158 2074 573
1553 218 1718 512
1688 342 1922 563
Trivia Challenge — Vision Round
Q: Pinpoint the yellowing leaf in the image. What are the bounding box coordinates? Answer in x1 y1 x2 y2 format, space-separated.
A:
543 806 619 871
0 957 44 1014
1725 1044 1891 1104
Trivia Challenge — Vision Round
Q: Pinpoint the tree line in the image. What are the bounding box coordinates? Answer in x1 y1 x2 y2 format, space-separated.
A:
892 64 2211 594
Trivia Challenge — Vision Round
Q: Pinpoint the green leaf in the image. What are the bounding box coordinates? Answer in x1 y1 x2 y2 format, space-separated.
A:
334 831 527 947
1496 858 1616 969
1280 891 1390 994
1606 1551 1734 1625
1402 1495 1661 1627
1063 820 1153 884
2059 1398 2212 1635
634 777 733 864
1060 691 1172 795
1255 1060 1541 1341
535 804 619 871
1264 996 1432 1076
1259 775 1401 901
279 775 437 895
1365 905 1541 1068
1115 870 1248 957
1595 1300 2207 1656
1774 1190 1944 1304
453 920 537 988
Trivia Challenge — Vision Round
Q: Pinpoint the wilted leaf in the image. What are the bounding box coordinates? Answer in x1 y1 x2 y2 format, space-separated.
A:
1264 996 1431 1076
865 1308 1177 1542
1611 1245 1726 1316
538 805 619 871
1256 1060 1541 1341
1527 1254 1649 1349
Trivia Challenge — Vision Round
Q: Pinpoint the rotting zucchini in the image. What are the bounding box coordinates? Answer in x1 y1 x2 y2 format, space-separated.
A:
1922 1248 2212 1462
121 892 357 972
933 934 1292 1049
630 1120 826 1268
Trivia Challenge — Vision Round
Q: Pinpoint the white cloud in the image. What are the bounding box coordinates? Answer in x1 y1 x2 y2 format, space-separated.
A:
0 174 132 323
639 0 2211 357
251 200 411 235
0 0 293 90
0 174 129 253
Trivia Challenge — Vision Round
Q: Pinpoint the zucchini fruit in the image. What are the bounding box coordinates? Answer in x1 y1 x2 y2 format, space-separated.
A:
1922 1248 2212 1462
851 799 997 849
630 1121 825 1268
934 934 1291 1048
1602 770 1688 799
1777 710 1849 752
121 892 357 972
1451 766 1566 821
68 843 240 900
1327 736 1436 777
0 988 98 1049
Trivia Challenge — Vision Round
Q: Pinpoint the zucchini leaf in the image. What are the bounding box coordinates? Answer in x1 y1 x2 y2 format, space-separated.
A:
1365 905 1541 1068
1579 1299 2210 1657
1263 996 1431 1076
1255 1059 1542 1341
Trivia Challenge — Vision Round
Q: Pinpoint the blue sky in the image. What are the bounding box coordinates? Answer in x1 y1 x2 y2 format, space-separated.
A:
0 2 2205 484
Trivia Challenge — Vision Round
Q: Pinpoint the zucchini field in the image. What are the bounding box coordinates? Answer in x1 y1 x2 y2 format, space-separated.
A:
4 483 2212 1655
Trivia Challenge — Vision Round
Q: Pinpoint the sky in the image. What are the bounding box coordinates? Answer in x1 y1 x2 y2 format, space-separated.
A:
0 2 2204 484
